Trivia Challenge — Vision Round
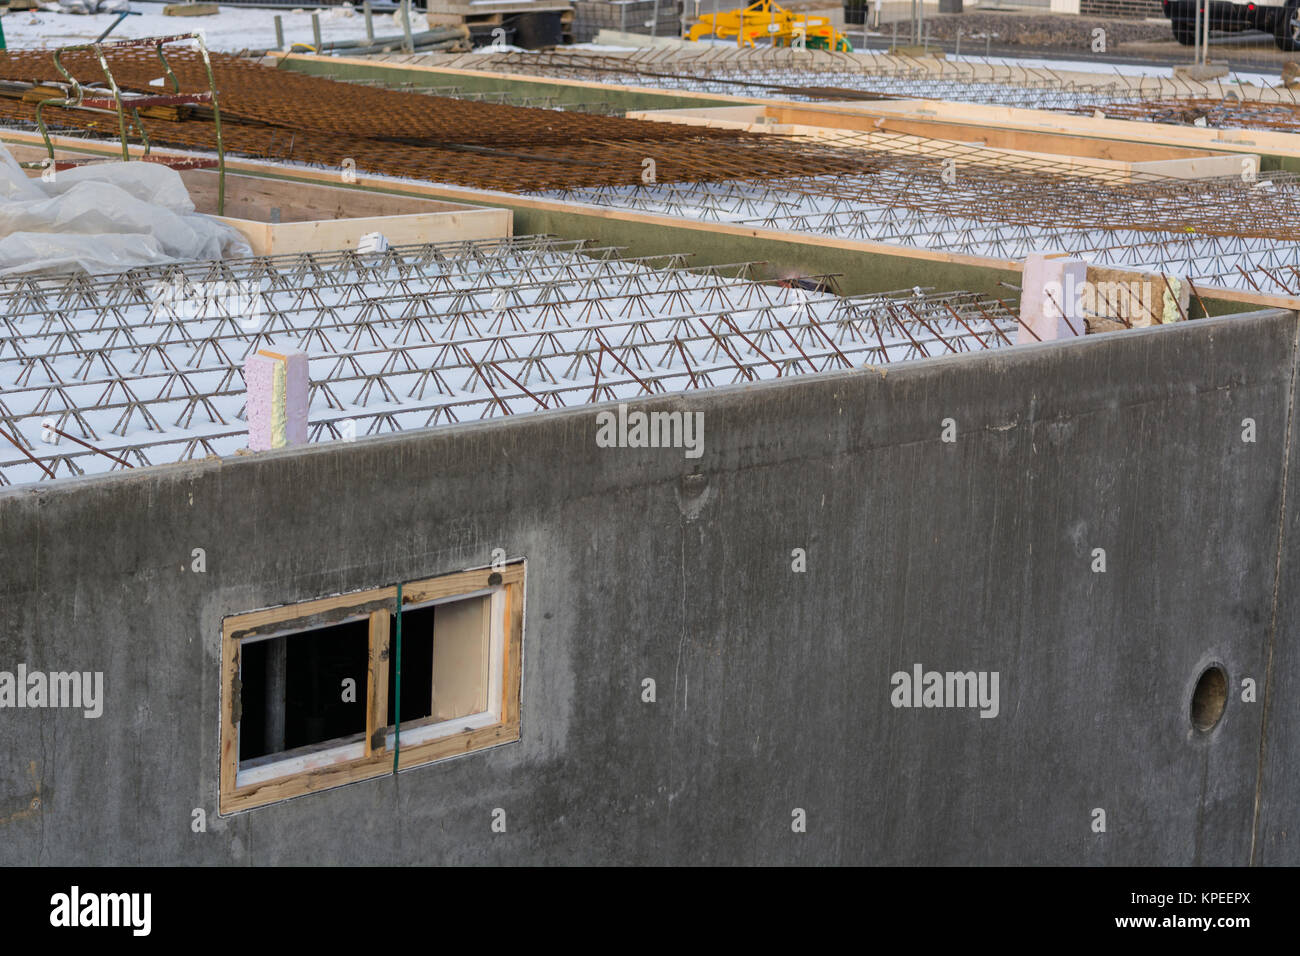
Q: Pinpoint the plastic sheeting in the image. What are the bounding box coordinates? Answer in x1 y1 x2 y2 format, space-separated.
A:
40 0 131 14
0 146 251 275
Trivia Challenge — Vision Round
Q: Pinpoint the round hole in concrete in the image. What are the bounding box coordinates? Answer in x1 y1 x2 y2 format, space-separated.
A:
1191 665 1228 733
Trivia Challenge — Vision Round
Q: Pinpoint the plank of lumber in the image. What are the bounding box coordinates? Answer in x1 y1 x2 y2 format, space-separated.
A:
402 565 524 606
164 2 220 15
224 585 397 640
366 611 390 756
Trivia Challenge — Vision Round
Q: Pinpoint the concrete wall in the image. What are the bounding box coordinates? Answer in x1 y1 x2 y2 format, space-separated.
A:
1 308 1297 865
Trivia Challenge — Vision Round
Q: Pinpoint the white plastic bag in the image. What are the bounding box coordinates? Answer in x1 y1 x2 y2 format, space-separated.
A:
0 147 47 202
44 159 197 213
0 145 251 275
44 0 129 13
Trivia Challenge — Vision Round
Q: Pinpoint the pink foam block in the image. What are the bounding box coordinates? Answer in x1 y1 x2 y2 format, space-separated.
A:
245 352 277 452
245 349 309 451
1019 253 1088 345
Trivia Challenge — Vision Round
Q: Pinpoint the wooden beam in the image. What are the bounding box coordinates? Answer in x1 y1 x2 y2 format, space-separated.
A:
164 2 220 14
626 105 1253 181
503 579 523 726
366 610 391 757
402 564 524 607
221 751 395 815
224 584 396 641
394 720 520 772
219 617 242 815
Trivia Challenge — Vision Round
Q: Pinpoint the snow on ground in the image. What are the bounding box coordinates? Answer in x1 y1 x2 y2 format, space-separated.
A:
1 3 386 52
464 43 529 53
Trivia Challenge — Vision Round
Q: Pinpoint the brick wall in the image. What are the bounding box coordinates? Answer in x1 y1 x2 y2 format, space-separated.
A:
1079 0 1165 19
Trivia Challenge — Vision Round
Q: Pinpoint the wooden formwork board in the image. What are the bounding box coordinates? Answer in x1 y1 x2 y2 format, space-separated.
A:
623 104 1261 181
182 170 513 255
808 99 1300 167
2 142 512 255
270 53 1300 170
627 103 1251 164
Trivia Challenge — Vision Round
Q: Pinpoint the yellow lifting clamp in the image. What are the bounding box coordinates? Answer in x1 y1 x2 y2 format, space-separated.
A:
685 0 853 52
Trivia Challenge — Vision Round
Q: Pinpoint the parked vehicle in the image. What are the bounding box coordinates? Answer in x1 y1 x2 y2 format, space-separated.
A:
1161 0 1300 51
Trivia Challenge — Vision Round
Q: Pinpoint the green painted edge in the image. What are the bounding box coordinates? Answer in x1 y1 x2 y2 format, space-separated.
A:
275 55 739 112
214 162 1275 314
1260 154 1300 174
275 57 1300 171
198 163 1022 297
511 204 1023 298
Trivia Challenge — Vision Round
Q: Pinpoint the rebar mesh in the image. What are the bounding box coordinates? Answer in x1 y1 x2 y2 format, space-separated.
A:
432 48 1300 131
0 46 863 191
0 236 1020 487
538 148 1300 296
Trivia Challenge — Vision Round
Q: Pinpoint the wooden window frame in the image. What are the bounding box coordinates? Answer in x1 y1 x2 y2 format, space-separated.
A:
219 562 524 815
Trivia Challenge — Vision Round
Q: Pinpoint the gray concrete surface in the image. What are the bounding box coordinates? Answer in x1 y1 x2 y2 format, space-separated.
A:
0 308 1296 864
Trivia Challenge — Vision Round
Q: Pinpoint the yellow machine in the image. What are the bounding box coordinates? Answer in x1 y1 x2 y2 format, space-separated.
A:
685 0 853 51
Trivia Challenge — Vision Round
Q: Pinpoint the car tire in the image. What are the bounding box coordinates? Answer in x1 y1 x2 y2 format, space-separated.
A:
1172 17 1198 44
1275 0 1300 50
